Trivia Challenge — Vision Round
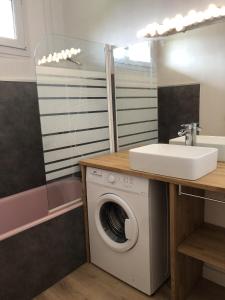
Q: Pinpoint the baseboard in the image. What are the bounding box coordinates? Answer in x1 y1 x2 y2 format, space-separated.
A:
203 264 225 287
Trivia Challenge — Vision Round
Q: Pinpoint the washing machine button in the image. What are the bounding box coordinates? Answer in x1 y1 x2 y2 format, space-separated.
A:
108 175 116 184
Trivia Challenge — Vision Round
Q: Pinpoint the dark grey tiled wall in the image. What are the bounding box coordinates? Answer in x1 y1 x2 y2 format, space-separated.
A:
158 84 200 143
0 81 86 300
0 81 46 198
0 207 86 300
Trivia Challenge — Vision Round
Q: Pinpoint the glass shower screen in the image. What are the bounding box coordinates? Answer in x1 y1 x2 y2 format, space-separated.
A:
35 35 111 209
113 42 158 151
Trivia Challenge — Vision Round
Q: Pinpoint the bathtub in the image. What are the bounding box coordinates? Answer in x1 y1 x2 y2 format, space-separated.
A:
0 177 82 241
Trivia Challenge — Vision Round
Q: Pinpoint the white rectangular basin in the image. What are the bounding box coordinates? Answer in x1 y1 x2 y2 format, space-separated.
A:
129 144 218 180
170 136 225 162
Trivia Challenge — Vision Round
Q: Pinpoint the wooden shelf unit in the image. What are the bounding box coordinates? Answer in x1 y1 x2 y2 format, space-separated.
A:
178 223 225 272
80 153 225 300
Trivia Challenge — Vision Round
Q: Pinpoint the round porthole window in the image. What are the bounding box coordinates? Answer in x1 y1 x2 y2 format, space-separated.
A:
95 194 139 252
100 201 128 244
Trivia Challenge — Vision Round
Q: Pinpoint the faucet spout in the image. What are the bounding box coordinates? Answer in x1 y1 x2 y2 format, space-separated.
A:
178 123 201 146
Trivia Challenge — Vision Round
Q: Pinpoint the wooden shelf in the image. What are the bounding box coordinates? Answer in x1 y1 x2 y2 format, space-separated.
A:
178 223 225 272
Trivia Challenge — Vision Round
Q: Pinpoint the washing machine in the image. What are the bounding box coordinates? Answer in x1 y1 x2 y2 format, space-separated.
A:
86 167 169 295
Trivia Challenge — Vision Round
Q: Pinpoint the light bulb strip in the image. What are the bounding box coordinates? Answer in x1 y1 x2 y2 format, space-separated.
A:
38 48 81 66
137 4 225 38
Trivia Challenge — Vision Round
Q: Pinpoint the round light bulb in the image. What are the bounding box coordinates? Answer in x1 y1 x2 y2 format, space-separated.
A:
137 28 147 38
207 4 220 18
49 54 53 62
196 11 204 23
183 15 191 26
52 52 57 61
162 18 172 31
62 52 67 59
146 23 158 36
187 10 198 25
221 6 225 16
174 14 184 31
157 24 167 35
203 8 212 20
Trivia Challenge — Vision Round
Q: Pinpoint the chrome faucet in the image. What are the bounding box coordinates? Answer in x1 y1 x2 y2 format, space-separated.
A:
178 123 201 146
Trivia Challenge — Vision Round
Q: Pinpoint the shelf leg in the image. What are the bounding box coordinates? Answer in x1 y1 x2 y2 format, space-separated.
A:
81 165 90 263
169 183 205 300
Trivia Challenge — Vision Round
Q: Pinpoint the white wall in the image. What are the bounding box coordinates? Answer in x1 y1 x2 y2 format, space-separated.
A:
4 0 225 81
0 0 65 81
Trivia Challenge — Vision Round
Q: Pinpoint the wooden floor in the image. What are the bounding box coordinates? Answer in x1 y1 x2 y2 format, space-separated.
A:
34 263 225 300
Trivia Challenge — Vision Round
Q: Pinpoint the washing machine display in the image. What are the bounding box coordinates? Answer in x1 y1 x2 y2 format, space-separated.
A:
95 193 138 252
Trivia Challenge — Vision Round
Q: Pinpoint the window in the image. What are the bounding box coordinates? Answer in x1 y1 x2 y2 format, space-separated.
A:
0 0 25 49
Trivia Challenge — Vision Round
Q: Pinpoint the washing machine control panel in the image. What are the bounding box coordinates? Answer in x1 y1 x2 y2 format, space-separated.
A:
87 167 148 194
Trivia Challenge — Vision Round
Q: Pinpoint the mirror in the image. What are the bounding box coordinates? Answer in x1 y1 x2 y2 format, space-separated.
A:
156 21 225 139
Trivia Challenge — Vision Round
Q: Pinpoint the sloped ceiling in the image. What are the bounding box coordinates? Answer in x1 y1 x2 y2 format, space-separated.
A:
62 0 225 45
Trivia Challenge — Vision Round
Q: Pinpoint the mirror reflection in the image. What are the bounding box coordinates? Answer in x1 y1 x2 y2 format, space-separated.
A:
156 21 225 136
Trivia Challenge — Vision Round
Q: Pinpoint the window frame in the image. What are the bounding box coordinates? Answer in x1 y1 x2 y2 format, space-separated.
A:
0 0 26 50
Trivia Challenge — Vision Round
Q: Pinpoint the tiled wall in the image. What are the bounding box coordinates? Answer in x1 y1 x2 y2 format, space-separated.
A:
0 207 86 300
0 81 86 299
158 84 200 143
0 81 46 198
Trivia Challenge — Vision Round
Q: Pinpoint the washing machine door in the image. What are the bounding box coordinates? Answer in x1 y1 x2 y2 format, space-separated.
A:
95 193 139 252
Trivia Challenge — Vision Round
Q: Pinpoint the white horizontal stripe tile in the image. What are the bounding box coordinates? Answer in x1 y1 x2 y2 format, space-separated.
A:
116 98 157 110
118 121 158 137
45 158 80 172
40 112 109 134
42 128 109 151
116 81 157 89
119 138 158 150
69 113 109 131
39 98 108 114
46 165 80 181
43 133 74 150
37 77 106 87
117 109 158 124
44 147 74 163
37 86 107 98
40 115 70 134
36 66 106 80
75 141 110 157
116 73 155 83
44 140 110 163
118 131 158 146
74 128 109 144
45 150 110 172
116 88 157 98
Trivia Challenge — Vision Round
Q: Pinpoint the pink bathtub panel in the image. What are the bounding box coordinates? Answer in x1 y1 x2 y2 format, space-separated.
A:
0 186 48 235
47 177 82 210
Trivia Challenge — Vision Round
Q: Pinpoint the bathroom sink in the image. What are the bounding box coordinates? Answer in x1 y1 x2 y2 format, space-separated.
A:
129 144 218 180
169 136 225 162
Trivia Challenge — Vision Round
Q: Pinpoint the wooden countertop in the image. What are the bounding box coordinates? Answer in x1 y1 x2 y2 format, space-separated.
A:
80 151 225 193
